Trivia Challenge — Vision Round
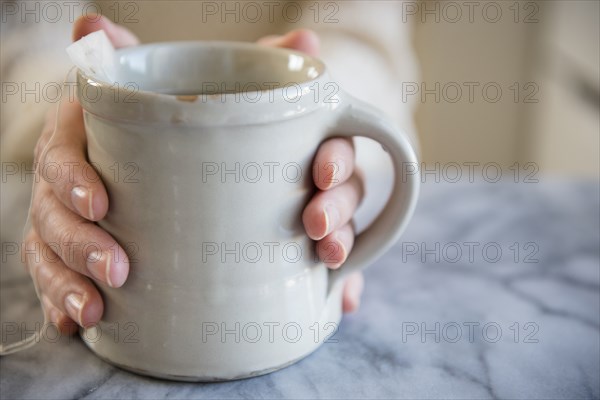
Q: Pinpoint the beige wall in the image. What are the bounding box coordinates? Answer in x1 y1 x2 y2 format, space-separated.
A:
98 0 599 177
413 0 599 176
529 0 599 177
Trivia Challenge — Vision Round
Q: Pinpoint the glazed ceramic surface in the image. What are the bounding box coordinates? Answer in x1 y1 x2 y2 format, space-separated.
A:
77 41 419 380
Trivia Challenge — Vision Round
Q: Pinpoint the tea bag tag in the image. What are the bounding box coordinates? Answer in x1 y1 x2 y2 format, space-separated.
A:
66 30 116 82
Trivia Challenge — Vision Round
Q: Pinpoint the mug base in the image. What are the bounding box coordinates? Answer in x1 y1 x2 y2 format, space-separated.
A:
83 338 322 382
80 280 345 381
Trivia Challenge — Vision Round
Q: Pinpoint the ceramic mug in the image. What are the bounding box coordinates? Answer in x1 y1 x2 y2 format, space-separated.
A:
76 41 419 381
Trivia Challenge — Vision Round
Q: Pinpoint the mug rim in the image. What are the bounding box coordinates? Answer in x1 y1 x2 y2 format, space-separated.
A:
81 40 328 98
77 40 337 126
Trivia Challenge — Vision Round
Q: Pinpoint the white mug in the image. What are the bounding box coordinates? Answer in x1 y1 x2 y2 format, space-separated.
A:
76 41 419 381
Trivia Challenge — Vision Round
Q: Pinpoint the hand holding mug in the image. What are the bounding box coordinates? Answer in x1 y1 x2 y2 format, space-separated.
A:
25 17 365 338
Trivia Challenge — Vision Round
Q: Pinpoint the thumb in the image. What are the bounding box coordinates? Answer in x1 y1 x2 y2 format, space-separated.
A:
73 15 139 48
258 29 320 57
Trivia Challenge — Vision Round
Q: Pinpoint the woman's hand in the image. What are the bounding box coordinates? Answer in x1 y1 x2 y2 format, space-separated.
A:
24 16 139 334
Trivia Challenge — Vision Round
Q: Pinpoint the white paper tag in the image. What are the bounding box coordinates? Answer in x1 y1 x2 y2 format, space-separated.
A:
66 30 116 82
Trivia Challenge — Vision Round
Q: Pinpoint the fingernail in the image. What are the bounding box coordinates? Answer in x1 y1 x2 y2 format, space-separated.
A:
87 250 128 288
323 204 340 237
87 251 114 287
64 293 84 325
326 238 347 269
71 186 94 220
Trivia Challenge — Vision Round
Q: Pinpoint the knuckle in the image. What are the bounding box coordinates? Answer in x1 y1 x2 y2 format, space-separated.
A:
39 142 60 170
31 192 53 231
34 261 62 298
56 225 78 253
45 270 66 299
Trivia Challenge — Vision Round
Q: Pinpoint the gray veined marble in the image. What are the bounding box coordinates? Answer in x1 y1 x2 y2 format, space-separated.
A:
1 180 599 399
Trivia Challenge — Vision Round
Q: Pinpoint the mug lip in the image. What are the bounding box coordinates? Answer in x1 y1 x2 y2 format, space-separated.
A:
80 40 328 99
77 40 337 126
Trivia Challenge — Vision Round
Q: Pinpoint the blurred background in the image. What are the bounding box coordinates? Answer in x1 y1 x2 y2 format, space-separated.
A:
102 0 600 177
3 1 598 177
413 0 599 177
1 2 599 396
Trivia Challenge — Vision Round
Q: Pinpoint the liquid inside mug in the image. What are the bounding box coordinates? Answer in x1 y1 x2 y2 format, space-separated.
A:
75 41 419 381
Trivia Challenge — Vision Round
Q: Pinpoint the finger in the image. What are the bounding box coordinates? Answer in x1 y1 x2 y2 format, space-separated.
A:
25 230 104 327
73 15 140 48
313 138 355 191
257 29 320 56
303 174 364 240
41 295 79 336
317 223 355 269
43 15 138 221
32 185 129 288
342 272 364 313
37 100 108 221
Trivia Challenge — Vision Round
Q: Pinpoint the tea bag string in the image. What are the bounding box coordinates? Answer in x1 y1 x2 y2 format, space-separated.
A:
0 66 77 356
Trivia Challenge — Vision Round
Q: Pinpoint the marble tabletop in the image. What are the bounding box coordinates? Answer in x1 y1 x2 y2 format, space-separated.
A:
1 180 599 399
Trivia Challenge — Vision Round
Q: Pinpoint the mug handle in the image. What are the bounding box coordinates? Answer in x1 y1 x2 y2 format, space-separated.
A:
325 92 420 293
